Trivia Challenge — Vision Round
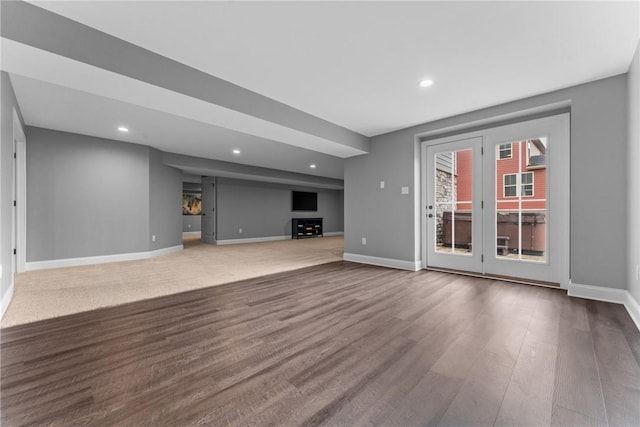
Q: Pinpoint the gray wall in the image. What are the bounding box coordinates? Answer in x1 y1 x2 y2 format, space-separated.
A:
216 178 343 241
26 127 150 261
149 148 182 250
345 74 628 290
182 215 201 233
345 137 416 260
628 41 640 304
23 126 341 262
183 182 202 192
1 72 25 307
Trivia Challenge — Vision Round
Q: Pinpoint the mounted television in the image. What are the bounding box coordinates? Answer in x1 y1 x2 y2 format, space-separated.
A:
292 191 317 211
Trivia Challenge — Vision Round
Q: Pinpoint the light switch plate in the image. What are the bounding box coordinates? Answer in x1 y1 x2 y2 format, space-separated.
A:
380 181 385 189
401 186 409 194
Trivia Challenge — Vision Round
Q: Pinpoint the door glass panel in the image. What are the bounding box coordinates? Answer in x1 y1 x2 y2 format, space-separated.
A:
494 138 547 262
434 149 473 255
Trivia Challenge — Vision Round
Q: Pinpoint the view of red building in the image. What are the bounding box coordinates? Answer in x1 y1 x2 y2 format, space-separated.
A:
453 139 547 211
437 140 548 255
495 139 547 211
454 148 473 211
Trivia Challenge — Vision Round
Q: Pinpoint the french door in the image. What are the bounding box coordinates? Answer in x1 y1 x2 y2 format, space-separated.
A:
426 137 483 272
422 114 570 286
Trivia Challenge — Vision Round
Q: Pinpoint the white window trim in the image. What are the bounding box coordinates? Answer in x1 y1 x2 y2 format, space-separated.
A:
499 143 512 160
521 171 534 197
503 173 517 198
503 172 535 198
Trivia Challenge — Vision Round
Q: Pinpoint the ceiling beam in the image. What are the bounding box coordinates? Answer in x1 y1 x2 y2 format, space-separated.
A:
164 152 344 190
1 0 369 158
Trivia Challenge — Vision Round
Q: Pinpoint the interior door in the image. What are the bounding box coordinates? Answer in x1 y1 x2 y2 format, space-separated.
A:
425 137 483 273
201 176 216 244
423 114 570 286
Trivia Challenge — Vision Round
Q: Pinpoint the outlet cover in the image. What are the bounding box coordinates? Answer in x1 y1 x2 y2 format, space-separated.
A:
151 235 156 242
401 186 409 194
362 237 367 245
380 181 385 189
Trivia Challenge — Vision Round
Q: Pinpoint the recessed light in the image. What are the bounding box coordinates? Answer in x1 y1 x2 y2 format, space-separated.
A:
310 164 317 169
418 79 434 88
118 126 129 132
232 149 241 155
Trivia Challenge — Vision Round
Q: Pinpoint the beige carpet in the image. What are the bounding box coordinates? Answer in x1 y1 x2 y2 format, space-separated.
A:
2 235 344 327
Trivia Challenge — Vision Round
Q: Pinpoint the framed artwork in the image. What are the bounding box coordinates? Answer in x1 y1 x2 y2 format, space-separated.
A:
182 193 202 215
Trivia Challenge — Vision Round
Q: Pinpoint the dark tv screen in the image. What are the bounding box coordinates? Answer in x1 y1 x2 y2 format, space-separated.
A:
292 191 317 211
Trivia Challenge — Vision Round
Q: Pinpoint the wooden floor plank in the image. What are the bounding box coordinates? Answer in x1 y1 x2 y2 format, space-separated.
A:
379 370 464 427
494 295 561 427
587 301 640 427
551 404 609 427
1 261 639 427
553 322 607 423
439 347 513 426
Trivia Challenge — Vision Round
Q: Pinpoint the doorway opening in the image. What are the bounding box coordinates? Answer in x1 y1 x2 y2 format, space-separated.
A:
182 178 203 247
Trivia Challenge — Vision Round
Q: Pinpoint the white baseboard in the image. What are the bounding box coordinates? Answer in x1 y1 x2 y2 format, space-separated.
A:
343 253 421 271
25 245 184 271
1 280 15 319
625 292 640 332
182 231 201 236
216 232 343 245
216 236 289 245
149 245 184 257
569 281 640 331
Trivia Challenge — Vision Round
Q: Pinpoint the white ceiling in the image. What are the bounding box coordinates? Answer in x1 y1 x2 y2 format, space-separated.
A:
5 1 640 180
9 74 346 179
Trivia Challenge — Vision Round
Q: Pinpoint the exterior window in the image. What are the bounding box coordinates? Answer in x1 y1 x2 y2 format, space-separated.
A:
521 172 533 196
499 143 512 159
504 174 517 197
503 172 534 197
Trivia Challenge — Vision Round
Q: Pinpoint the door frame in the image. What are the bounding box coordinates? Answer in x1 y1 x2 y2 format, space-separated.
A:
13 109 27 274
201 176 217 244
420 113 570 288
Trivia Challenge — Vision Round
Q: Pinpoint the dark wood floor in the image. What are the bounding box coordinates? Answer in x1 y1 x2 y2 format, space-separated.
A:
1 261 639 427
